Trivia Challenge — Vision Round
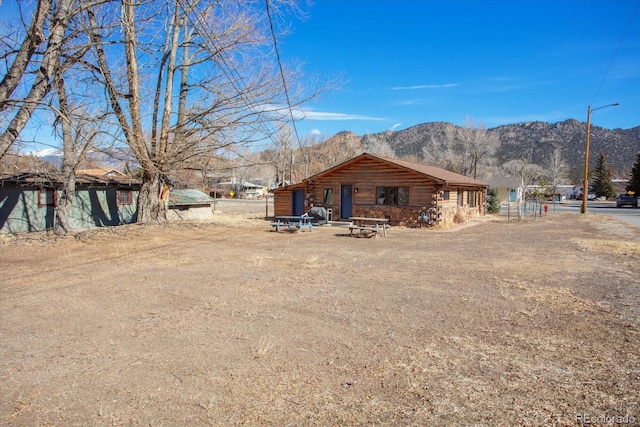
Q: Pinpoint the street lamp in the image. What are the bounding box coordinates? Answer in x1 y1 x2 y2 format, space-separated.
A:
581 102 619 214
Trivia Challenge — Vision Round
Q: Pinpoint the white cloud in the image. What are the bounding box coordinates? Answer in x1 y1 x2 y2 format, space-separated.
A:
300 109 385 121
396 99 429 106
390 123 402 130
260 104 385 121
392 83 458 90
311 129 322 135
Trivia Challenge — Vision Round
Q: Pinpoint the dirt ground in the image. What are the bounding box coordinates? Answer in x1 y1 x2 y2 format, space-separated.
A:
1 201 639 426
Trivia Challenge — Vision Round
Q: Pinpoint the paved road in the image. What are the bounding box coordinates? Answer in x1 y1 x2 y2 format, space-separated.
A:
530 200 640 228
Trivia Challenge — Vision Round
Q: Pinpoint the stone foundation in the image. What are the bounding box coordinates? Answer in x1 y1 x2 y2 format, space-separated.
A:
351 205 480 228
437 205 480 228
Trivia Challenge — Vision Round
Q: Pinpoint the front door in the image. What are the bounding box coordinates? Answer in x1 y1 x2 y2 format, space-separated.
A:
340 185 352 219
292 189 305 215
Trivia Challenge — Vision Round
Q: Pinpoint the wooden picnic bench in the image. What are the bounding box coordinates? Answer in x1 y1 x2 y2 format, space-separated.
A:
348 217 389 237
271 215 313 233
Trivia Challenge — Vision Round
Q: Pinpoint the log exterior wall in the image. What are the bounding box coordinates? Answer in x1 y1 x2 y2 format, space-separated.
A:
273 156 487 227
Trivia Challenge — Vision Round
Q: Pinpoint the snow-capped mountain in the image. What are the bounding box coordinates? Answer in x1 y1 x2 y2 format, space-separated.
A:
27 148 63 158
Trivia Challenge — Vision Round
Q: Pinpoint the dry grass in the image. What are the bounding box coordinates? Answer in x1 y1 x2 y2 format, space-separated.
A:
573 238 640 255
1 205 639 426
496 276 602 314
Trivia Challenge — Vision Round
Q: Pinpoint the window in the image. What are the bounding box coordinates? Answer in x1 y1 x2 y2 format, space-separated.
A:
38 189 56 207
376 187 408 206
323 188 333 205
469 190 477 207
442 190 450 200
117 190 133 205
398 187 409 205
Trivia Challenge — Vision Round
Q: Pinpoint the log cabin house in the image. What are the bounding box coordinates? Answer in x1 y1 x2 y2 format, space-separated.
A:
273 153 489 227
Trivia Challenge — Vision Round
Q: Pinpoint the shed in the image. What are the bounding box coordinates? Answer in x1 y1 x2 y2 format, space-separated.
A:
273 153 489 226
167 189 216 221
0 172 141 233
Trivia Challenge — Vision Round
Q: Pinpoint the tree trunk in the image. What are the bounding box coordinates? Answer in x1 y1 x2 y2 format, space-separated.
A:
54 170 75 235
136 172 169 224
54 77 75 235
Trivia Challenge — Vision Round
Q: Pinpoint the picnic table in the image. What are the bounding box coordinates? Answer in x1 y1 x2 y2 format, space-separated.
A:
271 215 313 233
348 217 389 237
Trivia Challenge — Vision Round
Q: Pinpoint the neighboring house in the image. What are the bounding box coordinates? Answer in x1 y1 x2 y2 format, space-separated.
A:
489 178 580 203
241 182 266 198
77 168 128 178
273 153 489 226
211 181 266 198
0 172 141 233
168 189 216 221
485 177 523 204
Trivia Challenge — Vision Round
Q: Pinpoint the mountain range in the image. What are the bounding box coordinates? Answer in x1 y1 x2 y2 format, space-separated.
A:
347 119 639 174
22 119 640 182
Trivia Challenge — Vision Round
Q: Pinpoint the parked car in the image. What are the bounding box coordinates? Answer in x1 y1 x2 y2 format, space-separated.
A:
577 193 596 201
616 193 638 208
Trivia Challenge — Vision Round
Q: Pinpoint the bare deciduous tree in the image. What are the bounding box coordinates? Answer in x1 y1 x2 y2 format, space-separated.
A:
2 0 330 226
1 0 103 234
544 147 568 188
502 159 544 201
362 133 395 158
422 117 498 178
0 0 78 158
422 123 459 172
316 131 361 168
81 0 318 223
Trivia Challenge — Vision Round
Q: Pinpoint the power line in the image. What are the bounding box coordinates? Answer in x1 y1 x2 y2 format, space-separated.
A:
264 0 305 154
591 0 640 105
175 0 288 152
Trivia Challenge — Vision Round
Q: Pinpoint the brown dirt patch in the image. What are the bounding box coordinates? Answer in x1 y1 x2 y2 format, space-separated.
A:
1 204 639 426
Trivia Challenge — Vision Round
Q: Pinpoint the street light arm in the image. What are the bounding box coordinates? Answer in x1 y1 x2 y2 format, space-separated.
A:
581 102 619 214
592 103 620 112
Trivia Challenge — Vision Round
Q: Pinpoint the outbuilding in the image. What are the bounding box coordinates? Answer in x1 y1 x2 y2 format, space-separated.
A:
273 153 489 226
167 189 216 221
0 172 141 233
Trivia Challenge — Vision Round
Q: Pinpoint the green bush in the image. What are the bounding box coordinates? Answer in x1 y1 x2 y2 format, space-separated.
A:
486 188 501 213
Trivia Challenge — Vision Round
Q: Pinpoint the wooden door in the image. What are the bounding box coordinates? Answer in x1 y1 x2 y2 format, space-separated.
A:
340 185 352 219
292 189 304 215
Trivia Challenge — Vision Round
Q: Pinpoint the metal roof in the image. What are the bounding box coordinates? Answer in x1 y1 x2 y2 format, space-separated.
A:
169 189 215 206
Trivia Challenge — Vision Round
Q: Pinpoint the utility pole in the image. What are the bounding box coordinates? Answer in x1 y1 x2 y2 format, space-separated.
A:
581 105 592 214
581 103 619 214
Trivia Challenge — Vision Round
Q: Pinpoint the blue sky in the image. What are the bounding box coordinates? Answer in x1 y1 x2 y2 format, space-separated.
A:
281 0 640 138
3 0 639 154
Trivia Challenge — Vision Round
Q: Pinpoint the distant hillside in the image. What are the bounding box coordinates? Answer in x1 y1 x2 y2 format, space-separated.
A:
17 119 638 185
5 149 130 174
352 119 639 172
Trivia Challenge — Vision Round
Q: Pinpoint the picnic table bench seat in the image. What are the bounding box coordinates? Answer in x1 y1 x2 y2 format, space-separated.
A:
347 217 389 237
271 215 313 233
